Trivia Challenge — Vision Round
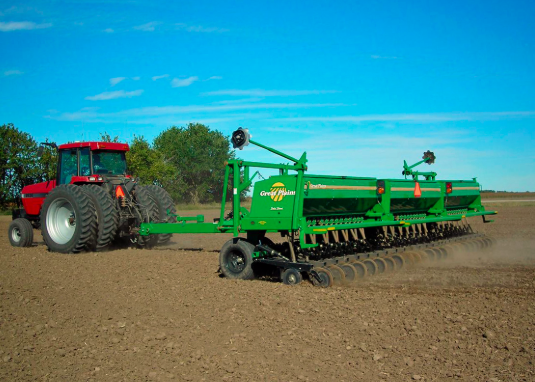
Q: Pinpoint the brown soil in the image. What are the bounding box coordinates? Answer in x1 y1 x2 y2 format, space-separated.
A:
1 206 534 382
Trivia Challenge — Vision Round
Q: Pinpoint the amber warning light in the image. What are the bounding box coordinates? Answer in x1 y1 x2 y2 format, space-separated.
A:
115 186 125 198
446 182 453 194
376 180 385 195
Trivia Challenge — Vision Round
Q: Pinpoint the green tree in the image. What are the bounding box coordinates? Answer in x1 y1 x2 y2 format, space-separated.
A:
0 124 42 206
126 135 177 190
99 132 120 143
37 139 58 182
154 123 235 203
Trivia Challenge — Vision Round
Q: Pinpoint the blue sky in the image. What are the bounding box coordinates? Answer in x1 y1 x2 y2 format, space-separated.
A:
1 0 534 191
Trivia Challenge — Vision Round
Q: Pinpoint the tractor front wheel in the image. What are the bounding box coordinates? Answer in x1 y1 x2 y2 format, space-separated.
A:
8 218 34 247
40 184 97 253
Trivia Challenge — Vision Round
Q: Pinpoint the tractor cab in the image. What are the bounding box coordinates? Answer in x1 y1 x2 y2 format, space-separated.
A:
13 141 130 221
57 142 129 184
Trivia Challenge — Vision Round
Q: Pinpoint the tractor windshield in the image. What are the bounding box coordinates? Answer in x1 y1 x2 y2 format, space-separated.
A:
92 151 127 175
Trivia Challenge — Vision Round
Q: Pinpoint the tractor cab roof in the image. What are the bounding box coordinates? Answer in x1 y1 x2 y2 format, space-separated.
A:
58 142 130 151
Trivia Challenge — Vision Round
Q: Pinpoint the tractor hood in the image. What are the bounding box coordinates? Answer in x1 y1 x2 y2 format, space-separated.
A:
21 180 56 216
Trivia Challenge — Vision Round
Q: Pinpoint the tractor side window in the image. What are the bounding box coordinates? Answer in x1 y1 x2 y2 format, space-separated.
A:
59 149 78 184
80 148 90 176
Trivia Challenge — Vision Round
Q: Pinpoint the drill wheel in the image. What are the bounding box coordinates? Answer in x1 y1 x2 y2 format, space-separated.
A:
362 259 378 276
389 254 406 269
409 251 423 262
282 268 303 286
382 256 397 272
338 263 359 283
416 250 429 261
327 265 346 285
422 248 436 261
402 252 416 266
372 257 388 274
348 260 368 278
311 267 334 288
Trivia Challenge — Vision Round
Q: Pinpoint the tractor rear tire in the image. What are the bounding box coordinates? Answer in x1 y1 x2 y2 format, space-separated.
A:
145 185 176 245
8 218 34 247
219 239 256 280
134 185 159 249
81 185 119 251
41 184 97 253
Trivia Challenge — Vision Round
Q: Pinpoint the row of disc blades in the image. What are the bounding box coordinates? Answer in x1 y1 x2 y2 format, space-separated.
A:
310 235 496 287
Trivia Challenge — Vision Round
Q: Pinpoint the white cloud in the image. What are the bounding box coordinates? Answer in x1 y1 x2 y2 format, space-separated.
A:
110 77 126 86
133 21 160 32
171 76 198 87
0 21 52 32
175 23 228 33
371 55 399 59
206 76 223 81
2 6 42 15
152 74 169 81
3 69 23 76
277 111 535 123
85 90 144 101
103 28 114 33
203 89 339 97
132 76 140 81
52 102 345 121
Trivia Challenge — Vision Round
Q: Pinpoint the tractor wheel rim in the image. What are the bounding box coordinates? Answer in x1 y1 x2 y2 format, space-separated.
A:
11 227 21 242
47 197 76 245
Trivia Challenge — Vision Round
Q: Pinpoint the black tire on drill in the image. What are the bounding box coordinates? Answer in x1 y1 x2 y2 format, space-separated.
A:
145 184 176 245
81 185 119 251
8 218 34 247
40 184 97 253
134 185 159 249
219 239 256 280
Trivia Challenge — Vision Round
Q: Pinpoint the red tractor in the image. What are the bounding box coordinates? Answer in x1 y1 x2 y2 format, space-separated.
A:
8 141 175 252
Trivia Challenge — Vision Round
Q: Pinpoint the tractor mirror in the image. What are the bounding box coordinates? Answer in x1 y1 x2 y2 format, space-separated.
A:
37 146 44 158
231 127 251 150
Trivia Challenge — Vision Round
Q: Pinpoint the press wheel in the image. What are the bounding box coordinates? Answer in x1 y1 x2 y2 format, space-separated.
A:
382 256 396 272
348 260 368 278
372 257 388 273
361 259 378 276
338 263 358 283
311 267 333 288
327 265 346 285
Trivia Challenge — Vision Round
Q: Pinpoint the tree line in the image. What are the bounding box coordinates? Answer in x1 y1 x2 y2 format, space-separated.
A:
0 123 239 208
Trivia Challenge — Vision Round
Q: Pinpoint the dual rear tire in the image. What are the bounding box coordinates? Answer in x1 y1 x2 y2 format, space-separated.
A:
81 185 118 251
40 184 97 253
37 183 174 253
144 185 176 245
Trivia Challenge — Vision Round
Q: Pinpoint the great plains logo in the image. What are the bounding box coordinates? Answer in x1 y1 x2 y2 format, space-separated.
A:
308 183 326 189
260 182 296 202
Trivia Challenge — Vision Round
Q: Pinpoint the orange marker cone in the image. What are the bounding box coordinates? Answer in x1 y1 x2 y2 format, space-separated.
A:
414 182 421 198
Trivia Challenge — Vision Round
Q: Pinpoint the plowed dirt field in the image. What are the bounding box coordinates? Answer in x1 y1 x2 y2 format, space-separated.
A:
1 205 534 382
